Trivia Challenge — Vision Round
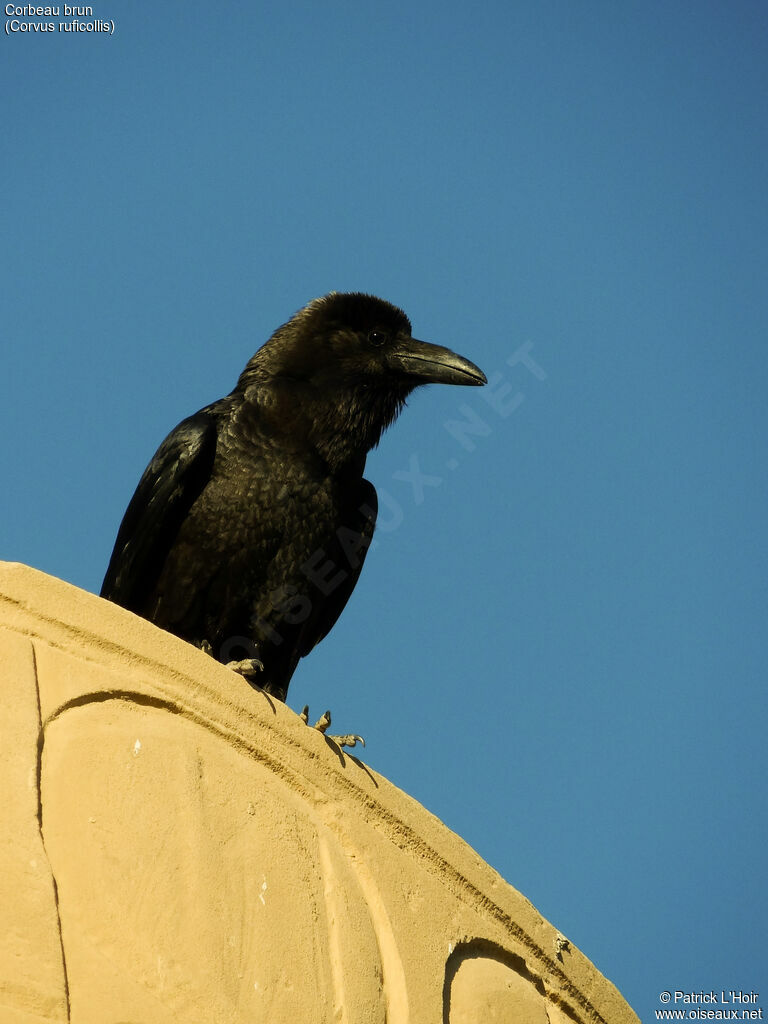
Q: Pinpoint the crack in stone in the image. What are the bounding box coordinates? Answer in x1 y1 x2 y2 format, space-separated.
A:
32 641 72 1022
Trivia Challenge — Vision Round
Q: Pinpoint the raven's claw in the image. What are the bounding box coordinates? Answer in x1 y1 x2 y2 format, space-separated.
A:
329 733 366 749
300 706 365 749
226 657 264 681
198 641 264 683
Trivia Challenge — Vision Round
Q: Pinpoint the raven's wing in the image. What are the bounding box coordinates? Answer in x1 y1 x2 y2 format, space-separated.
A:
297 478 378 659
101 411 218 612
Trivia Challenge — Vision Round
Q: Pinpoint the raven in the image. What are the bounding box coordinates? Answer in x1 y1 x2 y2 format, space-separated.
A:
102 292 486 715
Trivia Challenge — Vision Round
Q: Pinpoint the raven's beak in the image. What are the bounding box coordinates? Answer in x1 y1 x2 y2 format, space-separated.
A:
388 338 487 387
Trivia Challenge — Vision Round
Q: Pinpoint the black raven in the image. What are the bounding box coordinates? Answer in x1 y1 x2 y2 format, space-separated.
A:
102 292 486 712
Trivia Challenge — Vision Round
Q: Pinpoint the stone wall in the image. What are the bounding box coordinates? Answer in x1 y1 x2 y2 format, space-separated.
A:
0 562 639 1023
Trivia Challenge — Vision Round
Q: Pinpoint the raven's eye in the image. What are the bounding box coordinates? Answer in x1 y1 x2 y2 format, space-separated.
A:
367 330 388 347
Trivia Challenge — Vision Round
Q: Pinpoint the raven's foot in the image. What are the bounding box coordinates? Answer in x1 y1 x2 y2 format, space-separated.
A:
197 641 264 683
300 706 365 750
226 657 265 682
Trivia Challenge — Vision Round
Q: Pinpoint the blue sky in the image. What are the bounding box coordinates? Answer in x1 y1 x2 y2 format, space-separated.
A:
3 1 767 1017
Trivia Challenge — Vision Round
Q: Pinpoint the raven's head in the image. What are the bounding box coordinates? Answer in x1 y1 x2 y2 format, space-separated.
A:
240 292 486 467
